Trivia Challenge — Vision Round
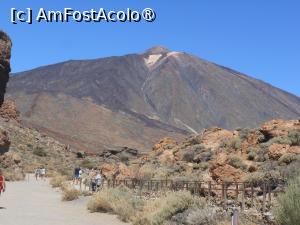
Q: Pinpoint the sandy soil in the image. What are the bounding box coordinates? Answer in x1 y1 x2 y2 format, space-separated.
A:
0 175 129 225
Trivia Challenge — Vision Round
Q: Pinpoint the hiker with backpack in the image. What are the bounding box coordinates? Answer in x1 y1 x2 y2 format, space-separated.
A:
0 169 6 195
74 167 81 185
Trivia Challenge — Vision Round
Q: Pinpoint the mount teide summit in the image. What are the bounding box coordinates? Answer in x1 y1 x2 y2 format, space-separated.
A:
6 46 300 152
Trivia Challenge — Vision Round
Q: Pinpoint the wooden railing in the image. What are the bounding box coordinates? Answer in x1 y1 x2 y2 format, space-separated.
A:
103 179 285 211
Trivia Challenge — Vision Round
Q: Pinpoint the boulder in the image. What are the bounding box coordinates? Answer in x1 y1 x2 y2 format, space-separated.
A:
210 164 246 182
260 119 300 138
201 127 234 150
100 162 132 180
268 143 289 160
288 146 300 154
215 152 228 166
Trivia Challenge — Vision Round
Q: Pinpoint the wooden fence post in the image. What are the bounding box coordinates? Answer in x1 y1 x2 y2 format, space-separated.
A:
222 182 225 200
241 183 245 211
235 182 239 202
268 184 272 206
208 181 212 199
251 183 254 208
262 183 266 212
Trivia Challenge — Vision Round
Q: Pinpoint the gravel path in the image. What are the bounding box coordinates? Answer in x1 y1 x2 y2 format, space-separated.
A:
0 175 129 225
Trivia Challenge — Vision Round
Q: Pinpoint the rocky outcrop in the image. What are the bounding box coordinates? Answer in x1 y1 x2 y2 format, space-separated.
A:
152 137 177 151
0 100 20 121
210 164 246 182
268 143 289 160
100 162 132 180
0 31 12 105
260 119 300 138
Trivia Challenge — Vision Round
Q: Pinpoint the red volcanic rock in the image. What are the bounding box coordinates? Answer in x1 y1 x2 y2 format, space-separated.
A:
260 119 300 137
100 162 132 180
268 143 289 160
211 164 246 182
201 127 235 150
152 137 177 151
288 146 300 154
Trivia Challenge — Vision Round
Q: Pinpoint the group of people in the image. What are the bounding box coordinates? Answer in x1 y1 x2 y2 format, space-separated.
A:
34 167 47 180
73 167 104 192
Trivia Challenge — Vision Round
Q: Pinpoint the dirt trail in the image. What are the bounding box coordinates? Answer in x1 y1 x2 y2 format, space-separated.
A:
0 175 129 225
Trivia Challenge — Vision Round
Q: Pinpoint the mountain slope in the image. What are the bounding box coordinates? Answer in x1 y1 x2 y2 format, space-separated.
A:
6 46 300 152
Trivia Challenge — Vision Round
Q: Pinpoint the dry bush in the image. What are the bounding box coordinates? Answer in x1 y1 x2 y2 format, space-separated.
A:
227 156 247 170
50 174 66 188
87 186 143 222
186 207 222 225
138 164 156 180
62 188 81 201
278 153 297 165
287 131 300 146
134 191 205 225
3 169 25 181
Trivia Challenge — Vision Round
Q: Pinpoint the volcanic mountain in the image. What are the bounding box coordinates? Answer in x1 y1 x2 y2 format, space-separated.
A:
6 46 300 152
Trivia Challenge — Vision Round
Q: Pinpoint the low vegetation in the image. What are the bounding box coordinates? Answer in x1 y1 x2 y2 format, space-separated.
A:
274 175 300 225
134 191 204 225
62 188 81 201
50 174 67 188
88 186 142 222
88 187 209 225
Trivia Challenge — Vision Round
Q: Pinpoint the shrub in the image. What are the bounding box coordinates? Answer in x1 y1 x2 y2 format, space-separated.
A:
274 175 300 225
288 131 300 146
138 164 156 180
33 147 47 157
134 191 204 225
238 128 251 141
76 151 86 158
245 171 281 186
118 151 131 164
227 156 247 170
280 157 300 180
88 186 142 222
186 207 223 225
62 188 81 201
279 153 297 165
50 175 66 188
183 152 194 162
247 150 256 161
232 137 242 150
80 159 97 169
261 136 292 148
255 148 268 162
219 139 231 148
198 162 209 170
219 138 242 150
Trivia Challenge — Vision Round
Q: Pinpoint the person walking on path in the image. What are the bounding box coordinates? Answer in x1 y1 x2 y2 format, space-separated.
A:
0 169 6 195
34 168 40 180
40 167 46 181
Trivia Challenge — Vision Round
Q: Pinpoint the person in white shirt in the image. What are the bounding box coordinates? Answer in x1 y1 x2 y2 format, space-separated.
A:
40 167 46 180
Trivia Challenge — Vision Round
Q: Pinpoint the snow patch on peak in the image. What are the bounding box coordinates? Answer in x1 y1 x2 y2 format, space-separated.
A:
144 54 162 68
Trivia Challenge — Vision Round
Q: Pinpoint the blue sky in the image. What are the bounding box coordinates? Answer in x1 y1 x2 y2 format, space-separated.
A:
0 0 299 96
